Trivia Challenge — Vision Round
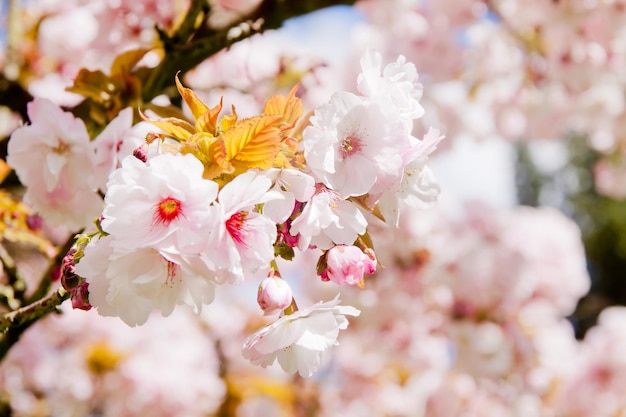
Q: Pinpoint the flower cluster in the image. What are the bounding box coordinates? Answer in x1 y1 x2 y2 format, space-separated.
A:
7 50 442 377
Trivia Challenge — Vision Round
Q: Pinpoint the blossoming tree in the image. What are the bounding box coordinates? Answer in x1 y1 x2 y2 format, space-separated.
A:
0 0 442 379
1 0 626 416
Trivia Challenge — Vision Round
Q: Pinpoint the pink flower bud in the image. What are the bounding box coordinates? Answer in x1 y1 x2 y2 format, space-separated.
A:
132 145 148 162
70 280 92 311
322 245 377 286
257 276 293 316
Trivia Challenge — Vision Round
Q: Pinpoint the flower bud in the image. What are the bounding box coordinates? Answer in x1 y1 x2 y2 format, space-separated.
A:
257 276 293 316
60 249 79 290
70 280 92 311
321 245 377 286
132 145 148 162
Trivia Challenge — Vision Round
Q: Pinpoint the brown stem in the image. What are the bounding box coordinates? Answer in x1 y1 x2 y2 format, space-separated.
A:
0 288 69 362
0 288 69 334
0 233 77 362
141 0 357 102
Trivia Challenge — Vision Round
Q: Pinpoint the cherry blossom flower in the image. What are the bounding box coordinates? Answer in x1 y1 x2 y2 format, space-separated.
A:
376 128 445 226
101 153 220 254
0 305 225 417
7 98 102 230
357 49 425 121
302 91 412 198
261 168 316 224
209 170 279 283
75 235 217 327
290 186 368 250
554 306 626 417
242 296 360 377
90 107 142 192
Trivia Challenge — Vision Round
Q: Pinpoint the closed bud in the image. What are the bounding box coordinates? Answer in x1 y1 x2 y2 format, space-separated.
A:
70 280 92 311
257 276 293 316
322 245 377 286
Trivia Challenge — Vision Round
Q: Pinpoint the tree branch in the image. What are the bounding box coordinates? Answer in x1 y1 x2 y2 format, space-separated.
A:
0 288 69 361
0 233 77 362
141 0 357 102
0 288 69 334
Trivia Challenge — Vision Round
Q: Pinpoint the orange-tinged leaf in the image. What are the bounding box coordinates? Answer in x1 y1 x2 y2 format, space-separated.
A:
196 97 223 135
263 84 303 128
175 74 209 120
219 105 238 133
140 110 194 141
222 115 283 170
111 48 151 76
66 69 115 102
180 134 234 179
272 152 292 169
0 160 12 184
290 109 314 143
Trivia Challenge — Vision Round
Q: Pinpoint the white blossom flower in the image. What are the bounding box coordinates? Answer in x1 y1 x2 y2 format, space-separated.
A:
261 168 316 224
357 49 425 120
208 170 279 283
376 128 445 226
90 107 141 192
290 187 367 250
7 98 102 230
101 153 220 254
302 91 412 198
242 295 360 377
75 235 217 327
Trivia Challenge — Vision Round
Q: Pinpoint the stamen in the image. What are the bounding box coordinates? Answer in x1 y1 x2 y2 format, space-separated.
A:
154 196 183 226
226 211 249 246
339 134 364 159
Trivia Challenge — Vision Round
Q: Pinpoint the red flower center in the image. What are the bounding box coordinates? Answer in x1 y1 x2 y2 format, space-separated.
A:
154 196 183 226
226 211 248 246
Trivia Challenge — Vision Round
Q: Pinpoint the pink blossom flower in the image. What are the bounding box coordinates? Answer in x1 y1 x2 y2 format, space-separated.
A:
554 307 626 417
7 98 102 230
257 275 293 315
321 245 377 286
593 157 626 199
421 204 589 319
448 319 514 378
242 295 360 377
